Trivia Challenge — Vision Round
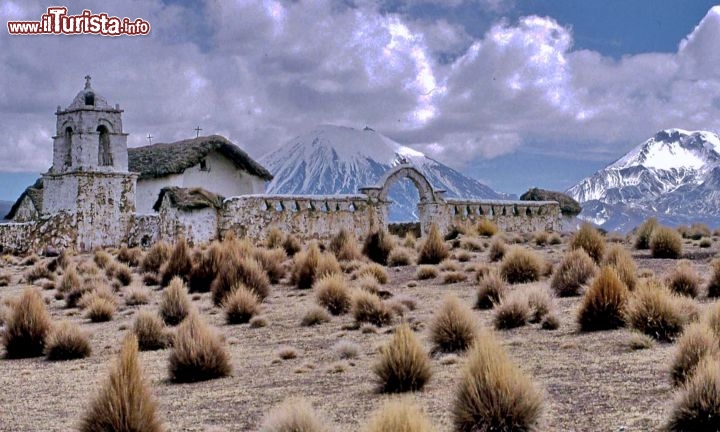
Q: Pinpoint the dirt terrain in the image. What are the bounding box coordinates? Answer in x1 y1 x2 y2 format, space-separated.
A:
0 234 716 431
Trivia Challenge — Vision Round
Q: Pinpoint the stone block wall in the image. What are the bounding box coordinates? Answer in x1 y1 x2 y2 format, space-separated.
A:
444 198 560 232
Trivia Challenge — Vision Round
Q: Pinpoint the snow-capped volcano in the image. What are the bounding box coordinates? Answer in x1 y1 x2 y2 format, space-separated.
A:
261 125 504 221
567 129 720 231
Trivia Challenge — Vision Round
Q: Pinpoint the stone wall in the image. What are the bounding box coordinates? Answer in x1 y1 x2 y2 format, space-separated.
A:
0 212 77 254
444 198 560 232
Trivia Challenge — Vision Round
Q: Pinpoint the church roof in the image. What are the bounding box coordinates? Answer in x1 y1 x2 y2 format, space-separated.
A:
65 76 112 111
152 186 224 212
128 135 273 181
4 178 43 220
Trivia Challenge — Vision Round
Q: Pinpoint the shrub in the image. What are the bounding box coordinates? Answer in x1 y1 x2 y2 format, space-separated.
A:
330 228 363 262
415 265 438 280
314 274 351 315
577 266 628 331
671 322 718 387
373 322 432 393
666 357 720 431
527 287 553 323
133 310 170 351
626 279 687 342
430 295 478 353
477 219 498 237
224 284 260 324
476 270 506 309
499 247 543 284
212 256 270 304
44 321 91 361
356 263 389 284
265 227 285 249
86 297 116 322
140 241 171 274
160 238 193 286
650 226 683 259
79 334 162 432
708 260 720 298
2 288 52 358
363 397 434 432
363 229 394 265
541 314 560 330
259 398 331 432
666 261 700 297
188 241 224 293
291 243 321 290
551 249 598 297
418 224 449 265
570 223 606 263
442 271 467 284
603 244 637 290
301 306 331 327
635 217 658 250
388 247 413 267
282 234 302 257
124 286 150 306
494 294 529 330
159 277 191 326
254 247 287 284
352 291 394 327
117 245 142 267
93 250 113 270
488 236 506 262
58 265 82 294
168 311 232 383
452 329 543 432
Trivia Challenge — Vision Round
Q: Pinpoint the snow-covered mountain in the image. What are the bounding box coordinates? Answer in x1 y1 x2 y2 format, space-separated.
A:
567 129 720 231
261 125 504 222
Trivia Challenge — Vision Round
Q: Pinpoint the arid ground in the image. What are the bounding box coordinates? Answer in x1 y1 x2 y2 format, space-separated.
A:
0 231 716 431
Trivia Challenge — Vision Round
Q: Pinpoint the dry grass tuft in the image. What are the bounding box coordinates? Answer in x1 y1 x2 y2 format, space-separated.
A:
79 334 162 432
442 271 468 284
212 256 270 304
58 265 82 294
330 228 363 262
188 241 224 293
2 288 52 358
577 266 628 332
527 287 553 323
388 247 414 267
476 270 506 310
282 234 302 257
315 274 351 315
488 236 507 262
265 227 285 250
494 293 530 330
160 238 193 286
301 306 331 327
44 321 91 361
141 241 171 274
159 277 192 326
124 286 150 306
373 322 432 393
415 265 438 280
168 311 232 383
603 244 638 290
363 229 394 265
499 247 543 284
254 247 287 284
570 223 606 263
363 397 434 432
352 291 394 327
93 250 114 270
666 261 700 298
452 328 543 432
666 357 720 431
477 219 498 237
133 310 170 351
551 249 597 297
418 224 450 265
356 263 389 284
223 284 260 324
626 279 688 342
85 297 116 322
671 322 718 387
634 217 658 250
430 295 478 353
117 245 142 267
650 226 683 259
259 398 331 432
25 261 54 283
708 259 720 298
291 243 322 290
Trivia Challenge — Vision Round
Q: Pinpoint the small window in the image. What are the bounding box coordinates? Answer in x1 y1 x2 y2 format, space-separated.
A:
199 159 208 171
85 92 95 106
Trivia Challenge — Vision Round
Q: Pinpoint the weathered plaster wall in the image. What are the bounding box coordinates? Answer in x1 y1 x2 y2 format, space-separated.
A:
54 108 127 172
443 198 560 233
158 197 218 246
127 214 160 248
0 212 77 254
135 174 183 214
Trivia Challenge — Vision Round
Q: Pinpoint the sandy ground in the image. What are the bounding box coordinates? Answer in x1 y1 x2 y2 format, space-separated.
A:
0 236 717 431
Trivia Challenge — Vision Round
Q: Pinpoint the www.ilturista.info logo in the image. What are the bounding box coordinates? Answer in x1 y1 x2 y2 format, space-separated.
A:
7 7 150 36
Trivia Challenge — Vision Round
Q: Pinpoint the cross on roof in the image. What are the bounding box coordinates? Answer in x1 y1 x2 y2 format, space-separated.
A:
146 133 153 144
84 75 92 89
194 126 202 138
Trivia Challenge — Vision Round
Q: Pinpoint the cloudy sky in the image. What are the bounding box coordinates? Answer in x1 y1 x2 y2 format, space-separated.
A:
2 0 720 199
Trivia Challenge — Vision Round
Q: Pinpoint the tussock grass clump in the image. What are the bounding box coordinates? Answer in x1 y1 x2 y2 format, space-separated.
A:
477 219 498 237
124 286 150 306
551 249 597 297
418 224 449 265
93 250 114 270
58 265 82 294
634 217 658 250
282 234 302 257
254 247 287 284
188 241 224 293
141 240 171 274
330 228 363 262
334 341 360 359
650 226 683 259
671 322 718 387
352 291 394 327
415 265 438 280
452 329 543 432
212 256 270 304
301 306 331 327
577 266 628 332
159 277 191 326
666 357 720 431
0 272 10 287
442 271 468 284
85 297 116 322
223 284 260 324
108 262 133 287
363 398 434 432
430 295 478 353
168 311 232 382
356 263 389 284
533 231 549 246
488 236 506 262
44 321 91 361
25 261 54 283
291 243 321 290
666 261 700 298
570 223 606 263
494 293 530 330
259 398 331 432
460 237 484 252
527 287 553 323
388 247 414 267
373 322 432 393
603 244 637 290
476 270 506 310
117 245 142 267
708 259 720 298
79 334 162 432
2 288 52 358
626 279 687 342
160 238 193 286
133 310 170 351
265 227 285 249
314 274 351 315
499 247 543 284
363 229 394 265
317 252 342 279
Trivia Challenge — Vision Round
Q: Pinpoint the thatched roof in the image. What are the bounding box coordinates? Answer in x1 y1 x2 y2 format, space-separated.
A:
128 135 273 181
4 178 43 220
520 188 581 216
153 186 224 212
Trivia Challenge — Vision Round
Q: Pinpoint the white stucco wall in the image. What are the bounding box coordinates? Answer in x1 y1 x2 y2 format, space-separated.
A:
135 174 184 214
